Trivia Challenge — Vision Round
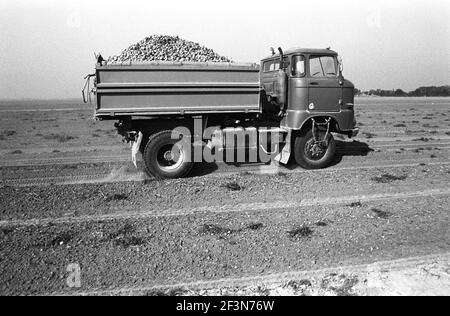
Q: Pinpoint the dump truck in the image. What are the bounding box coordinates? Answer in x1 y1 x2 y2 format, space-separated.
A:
83 47 358 179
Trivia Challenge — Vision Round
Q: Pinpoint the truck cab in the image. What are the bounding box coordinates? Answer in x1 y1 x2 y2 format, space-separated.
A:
260 48 357 137
257 47 358 170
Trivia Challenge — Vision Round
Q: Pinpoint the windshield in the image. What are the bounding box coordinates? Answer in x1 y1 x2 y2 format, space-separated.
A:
309 55 337 78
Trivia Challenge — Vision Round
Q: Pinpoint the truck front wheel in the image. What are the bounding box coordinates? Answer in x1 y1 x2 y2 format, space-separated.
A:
143 131 193 180
294 129 336 169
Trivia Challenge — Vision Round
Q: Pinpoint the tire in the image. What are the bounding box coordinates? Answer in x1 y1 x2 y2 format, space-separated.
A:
143 130 193 180
294 129 336 169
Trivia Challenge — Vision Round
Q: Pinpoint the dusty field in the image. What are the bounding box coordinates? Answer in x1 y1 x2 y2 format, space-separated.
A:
0 97 449 296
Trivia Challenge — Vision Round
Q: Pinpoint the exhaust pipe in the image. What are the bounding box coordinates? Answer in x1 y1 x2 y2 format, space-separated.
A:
278 47 284 69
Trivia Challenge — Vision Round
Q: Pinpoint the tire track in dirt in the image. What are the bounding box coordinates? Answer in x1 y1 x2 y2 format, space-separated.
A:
45 252 450 296
370 146 450 153
365 129 450 135
230 160 450 176
2 141 449 167
362 136 450 142
1 188 449 228
1 131 450 167
0 155 129 167
0 108 88 113
0 174 114 187
2 160 450 186
1 160 450 187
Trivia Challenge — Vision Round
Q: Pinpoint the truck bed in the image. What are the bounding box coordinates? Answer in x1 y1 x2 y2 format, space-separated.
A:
94 62 261 119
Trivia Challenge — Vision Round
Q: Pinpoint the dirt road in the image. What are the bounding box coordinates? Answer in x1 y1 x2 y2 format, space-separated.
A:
0 97 449 296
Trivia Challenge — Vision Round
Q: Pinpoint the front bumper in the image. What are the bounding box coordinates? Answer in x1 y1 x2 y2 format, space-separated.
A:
349 128 359 138
339 127 359 138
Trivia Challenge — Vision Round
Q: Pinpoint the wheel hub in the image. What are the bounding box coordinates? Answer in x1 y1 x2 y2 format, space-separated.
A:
156 144 184 171
305 139 327 160
163 150 174 162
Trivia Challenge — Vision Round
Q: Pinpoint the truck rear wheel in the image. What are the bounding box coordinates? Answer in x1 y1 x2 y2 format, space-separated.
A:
143 131 193 180
294 129 336 169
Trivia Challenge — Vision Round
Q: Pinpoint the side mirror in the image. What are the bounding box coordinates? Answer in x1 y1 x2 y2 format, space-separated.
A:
338 56 344 74
337 56 344 85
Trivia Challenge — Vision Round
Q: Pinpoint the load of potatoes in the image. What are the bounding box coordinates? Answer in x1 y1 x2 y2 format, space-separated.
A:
108 35 232 63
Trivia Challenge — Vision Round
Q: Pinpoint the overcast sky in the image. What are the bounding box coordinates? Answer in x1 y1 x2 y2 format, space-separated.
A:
0 0 449 99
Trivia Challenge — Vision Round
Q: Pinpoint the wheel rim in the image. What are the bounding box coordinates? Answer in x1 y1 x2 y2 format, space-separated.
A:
304 137 328 161
156 143 184 171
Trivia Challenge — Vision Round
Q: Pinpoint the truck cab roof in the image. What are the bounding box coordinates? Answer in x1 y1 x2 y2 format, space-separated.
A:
262 48 338 61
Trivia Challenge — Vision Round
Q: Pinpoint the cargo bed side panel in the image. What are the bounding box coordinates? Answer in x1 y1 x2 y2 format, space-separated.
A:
95 63 261 117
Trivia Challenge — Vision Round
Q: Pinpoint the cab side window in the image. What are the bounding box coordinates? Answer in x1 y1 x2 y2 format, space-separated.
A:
292 56 305 77
263 57 290 73
309 55 337 78
263 60 280 72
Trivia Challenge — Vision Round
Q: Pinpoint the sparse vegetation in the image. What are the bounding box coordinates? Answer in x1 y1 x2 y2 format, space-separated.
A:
363 132 376 139
50 230 77 247
105 193 128 202
413 137 433 142
221 181 243 191
287 225 314 240
247 223 264 231
200 224 234 235
287 279 312 290
371 208 391 219
4 130 16 137
371 174 407 183
31 230 78 249
321 274 359 296
144 288 186 296
200 222 263 235
0 130 17 140
9 150 23 155
0 227 14 238
108 223 145 248
43 134 77 143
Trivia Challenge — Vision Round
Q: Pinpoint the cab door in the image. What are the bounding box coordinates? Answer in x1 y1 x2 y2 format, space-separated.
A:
307 55 341 112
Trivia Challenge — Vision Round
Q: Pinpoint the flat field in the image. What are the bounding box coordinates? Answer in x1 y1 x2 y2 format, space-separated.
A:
0 97 449 296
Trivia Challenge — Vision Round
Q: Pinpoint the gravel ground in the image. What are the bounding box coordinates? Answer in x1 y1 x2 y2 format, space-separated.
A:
0 97 449 295
0 195 448 295
0 164 448 221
